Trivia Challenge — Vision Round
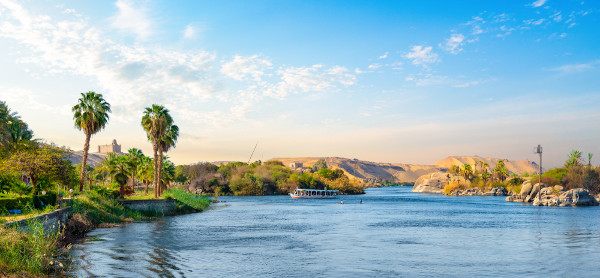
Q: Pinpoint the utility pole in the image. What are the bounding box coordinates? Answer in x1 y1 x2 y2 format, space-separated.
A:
534 144 543 200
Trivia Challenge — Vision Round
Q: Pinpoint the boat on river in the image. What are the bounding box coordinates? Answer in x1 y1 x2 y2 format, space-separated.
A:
290 188 339 199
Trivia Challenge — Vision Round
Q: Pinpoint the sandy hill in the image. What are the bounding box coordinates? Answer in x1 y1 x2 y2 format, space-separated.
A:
272 156 540 184
65 151 110 167
271 157 444 183
433 156 539 175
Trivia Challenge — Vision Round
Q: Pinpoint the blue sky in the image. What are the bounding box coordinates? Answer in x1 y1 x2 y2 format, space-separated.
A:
0 0 598 167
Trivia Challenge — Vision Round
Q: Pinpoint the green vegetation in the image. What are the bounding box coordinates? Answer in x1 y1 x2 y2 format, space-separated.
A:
180 160 365 196
0 219 66 276
0 97 204 276
167 188 211 212
442 151 600 195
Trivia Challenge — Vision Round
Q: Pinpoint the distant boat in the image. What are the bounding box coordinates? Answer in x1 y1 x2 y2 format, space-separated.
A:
290 188 339 199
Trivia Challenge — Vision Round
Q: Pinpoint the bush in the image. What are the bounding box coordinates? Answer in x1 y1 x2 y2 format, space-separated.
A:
0 196 33 211
0 172 25 194
443 181 466 195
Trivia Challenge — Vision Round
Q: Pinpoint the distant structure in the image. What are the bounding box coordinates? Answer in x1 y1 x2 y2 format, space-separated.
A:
98 139 122 154
290 162 303 169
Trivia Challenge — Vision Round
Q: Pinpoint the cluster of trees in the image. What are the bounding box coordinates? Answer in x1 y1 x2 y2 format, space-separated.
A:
73 92 179 199
449 160 510 184
178 159 365 196
1 92 180 200
0 102 78 197
85 149 177 198
445 150 600 194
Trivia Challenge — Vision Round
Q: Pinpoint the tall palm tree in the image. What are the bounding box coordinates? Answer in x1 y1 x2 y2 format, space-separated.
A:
72 92 111 191
126 148 145 189
157 124 179 195
141 104 172 198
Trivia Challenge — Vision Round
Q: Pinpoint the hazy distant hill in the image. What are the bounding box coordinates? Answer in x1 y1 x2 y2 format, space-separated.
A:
271 157 444 183
272 156 540 183
65 151 109 167
433 156 540 176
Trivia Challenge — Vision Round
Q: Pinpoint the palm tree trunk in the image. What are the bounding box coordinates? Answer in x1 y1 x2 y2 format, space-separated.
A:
80 132 91 191
158 147 164 196
153 143 159 198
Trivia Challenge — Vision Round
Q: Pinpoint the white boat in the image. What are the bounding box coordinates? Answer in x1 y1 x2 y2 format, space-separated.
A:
289 188 339 199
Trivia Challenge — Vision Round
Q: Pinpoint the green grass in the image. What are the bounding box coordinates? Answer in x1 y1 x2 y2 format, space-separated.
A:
70 191 158 225
0 218 65 276
166 188 211 212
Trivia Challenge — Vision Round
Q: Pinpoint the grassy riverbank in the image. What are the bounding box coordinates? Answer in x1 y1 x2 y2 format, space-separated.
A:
0 188 211 277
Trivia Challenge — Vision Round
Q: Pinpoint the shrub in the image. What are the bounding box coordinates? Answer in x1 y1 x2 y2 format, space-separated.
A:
443 181 465 195
0 196 33 211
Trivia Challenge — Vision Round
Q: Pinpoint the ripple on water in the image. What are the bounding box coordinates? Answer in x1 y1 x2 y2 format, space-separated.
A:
70 187 600 277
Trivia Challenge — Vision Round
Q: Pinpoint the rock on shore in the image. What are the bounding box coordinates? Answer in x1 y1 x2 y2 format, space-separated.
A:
506 182 599 207
412 172 458 193
413 171 508 196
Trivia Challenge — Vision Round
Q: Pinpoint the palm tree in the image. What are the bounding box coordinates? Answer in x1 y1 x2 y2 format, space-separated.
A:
72 92 111 191
588 153 593 167
494 160 508 182
157 124 179 195
461 163 473 181
141 104 173 198
0 101 34 152
126 148 145 189
565 150 583 168
101 153 129 198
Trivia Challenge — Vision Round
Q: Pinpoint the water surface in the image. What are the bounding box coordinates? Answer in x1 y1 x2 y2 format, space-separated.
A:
71 187 600 277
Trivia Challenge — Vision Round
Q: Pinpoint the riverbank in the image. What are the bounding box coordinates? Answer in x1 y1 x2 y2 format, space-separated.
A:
0 188 210 277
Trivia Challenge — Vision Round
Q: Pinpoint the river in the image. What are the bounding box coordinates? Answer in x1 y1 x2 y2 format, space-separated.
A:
70 187 600 277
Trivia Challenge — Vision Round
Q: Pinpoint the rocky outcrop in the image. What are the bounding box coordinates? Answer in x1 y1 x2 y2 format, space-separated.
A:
534 189 599 207
485 187 508 196
412 172 466 193
506 181 599 207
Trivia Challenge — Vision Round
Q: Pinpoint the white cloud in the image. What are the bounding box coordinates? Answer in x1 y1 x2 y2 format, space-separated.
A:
531 0 547 8
404 74 447 86
549 60 599 74
524 18 545 25
0 1 357 127
111 0 152 39
442 33 465 54
265 65 356 99
368 63 381 69
183 24 195 39
453 80 480 88
404 45 439 67
221 55 272 82
378 52 388 59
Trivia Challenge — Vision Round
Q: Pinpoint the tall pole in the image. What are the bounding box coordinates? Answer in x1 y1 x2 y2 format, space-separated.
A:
535 144 543 201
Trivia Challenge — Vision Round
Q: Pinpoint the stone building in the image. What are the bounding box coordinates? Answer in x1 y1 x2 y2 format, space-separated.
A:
98 139 122 154
290 162 303 169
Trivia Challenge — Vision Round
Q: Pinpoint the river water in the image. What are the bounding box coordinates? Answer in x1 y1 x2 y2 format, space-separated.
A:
70 187 600 277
